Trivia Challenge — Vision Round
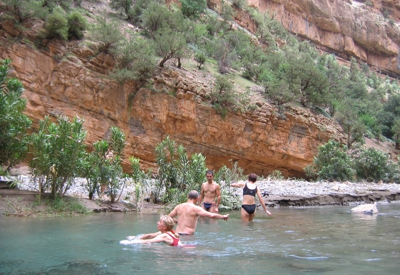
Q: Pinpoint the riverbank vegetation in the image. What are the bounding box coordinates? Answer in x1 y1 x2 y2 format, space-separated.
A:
1 1 400 211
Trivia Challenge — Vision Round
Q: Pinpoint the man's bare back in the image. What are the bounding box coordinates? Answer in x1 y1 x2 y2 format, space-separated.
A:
169 190 229 235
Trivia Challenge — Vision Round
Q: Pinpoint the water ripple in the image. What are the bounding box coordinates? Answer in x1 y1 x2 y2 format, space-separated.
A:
288 254 329 260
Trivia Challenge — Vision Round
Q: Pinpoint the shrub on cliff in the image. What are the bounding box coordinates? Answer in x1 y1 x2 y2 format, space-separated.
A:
209 75 235 117
110 36 157 82
67 11 88 40
109 0 134 21
0 59 32 174
42 0 74 12
194 51 206 69
90 14 124 54
1 0 44 23
43 12 68 40
231 0 247 9
180 0 207 19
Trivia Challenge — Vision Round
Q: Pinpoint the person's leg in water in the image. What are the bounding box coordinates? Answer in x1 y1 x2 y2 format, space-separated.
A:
241 205 256 222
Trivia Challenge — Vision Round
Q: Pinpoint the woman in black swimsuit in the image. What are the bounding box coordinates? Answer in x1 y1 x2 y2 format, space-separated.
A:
231 173 272 222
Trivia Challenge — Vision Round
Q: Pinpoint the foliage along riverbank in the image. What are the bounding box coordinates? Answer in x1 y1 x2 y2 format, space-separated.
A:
1 173 400 217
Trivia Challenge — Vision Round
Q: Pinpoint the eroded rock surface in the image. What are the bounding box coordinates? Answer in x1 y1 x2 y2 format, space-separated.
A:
0 23 345 177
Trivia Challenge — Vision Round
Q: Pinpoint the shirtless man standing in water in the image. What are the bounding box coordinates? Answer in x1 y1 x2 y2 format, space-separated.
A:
168 190 229 235
198 170 221 213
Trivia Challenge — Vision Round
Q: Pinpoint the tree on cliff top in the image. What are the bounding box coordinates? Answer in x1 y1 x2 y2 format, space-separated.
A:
0 59 32 175
90 14 124 54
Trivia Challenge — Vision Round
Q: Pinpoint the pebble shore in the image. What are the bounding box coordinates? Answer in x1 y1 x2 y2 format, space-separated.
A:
13 175 400 201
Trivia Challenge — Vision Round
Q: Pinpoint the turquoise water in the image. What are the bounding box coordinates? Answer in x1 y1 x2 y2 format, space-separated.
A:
1 203 400 275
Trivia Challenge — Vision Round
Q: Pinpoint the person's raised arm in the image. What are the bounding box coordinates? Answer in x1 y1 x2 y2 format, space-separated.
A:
195 206 229 221
230 182 245 188
256 189 271 216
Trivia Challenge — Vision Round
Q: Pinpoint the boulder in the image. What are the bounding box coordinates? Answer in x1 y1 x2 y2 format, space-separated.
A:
351 203 378 214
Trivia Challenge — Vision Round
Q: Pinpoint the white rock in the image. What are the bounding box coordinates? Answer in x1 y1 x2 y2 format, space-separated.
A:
351 203 378 214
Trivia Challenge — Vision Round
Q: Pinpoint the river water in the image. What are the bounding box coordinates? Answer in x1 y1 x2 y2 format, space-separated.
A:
1 203 399 275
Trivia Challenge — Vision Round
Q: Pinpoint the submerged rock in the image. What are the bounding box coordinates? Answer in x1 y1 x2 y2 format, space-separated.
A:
351 203 378 214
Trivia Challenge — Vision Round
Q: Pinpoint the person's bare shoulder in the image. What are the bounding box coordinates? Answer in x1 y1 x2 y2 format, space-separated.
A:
191 203 205 214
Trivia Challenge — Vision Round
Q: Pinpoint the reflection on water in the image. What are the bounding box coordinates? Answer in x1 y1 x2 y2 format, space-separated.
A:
1 203 400 275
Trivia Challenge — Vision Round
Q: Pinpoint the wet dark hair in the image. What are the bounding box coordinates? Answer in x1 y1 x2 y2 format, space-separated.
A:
188 190 199 199
206 170 214 175
248 173 257 183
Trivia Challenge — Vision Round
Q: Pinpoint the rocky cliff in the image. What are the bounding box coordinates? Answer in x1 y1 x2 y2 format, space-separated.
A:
211 0 400 78
0 3 347 178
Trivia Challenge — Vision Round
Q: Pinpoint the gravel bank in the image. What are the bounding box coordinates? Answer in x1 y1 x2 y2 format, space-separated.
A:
12 175 400 207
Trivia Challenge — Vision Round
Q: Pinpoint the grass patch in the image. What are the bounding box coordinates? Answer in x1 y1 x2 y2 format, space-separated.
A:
42 196 91 216
2 195 90 217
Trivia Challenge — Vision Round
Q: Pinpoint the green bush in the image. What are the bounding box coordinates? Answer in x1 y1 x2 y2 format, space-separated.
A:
67 11 88 40
42 0 73 12
111 37 156 82
269 170 284 180
209 75 236 117
154 136 207 203
0 59 32 173
29 116 87 200
81 126 126 202
313 140 355 181
90 15 124 54
180 0 207 19
349 144 392 182
231 0 247 9
109 0 134 20
194 51 206 69
1 0 45 23
129 156 152 210
304 164 318 180
44 12 68 40
214 161 243 210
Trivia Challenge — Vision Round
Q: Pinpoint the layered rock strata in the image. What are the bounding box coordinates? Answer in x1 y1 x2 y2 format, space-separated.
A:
0 13 345 178
215 0 400 78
